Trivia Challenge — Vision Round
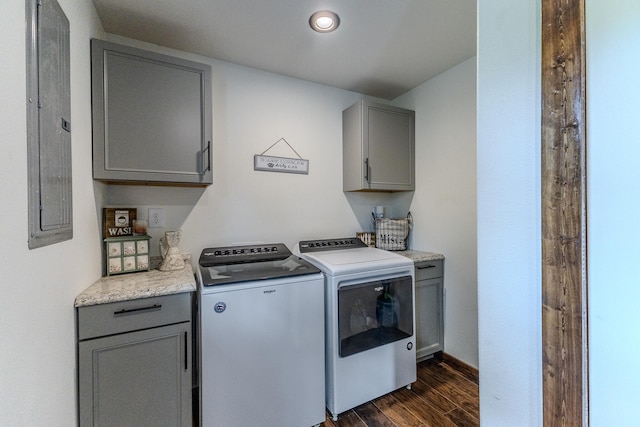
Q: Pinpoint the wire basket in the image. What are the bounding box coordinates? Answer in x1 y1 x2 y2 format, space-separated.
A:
374 212 412 251
356 232 376 247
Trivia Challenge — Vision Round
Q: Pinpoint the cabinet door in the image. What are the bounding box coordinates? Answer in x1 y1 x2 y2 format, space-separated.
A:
91 39 212 185
343 100 415 191
365 104 415 190
79 322 191 427
415 277 444 361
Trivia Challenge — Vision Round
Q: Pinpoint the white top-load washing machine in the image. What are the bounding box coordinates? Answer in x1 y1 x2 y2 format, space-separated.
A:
296 237 416 421
197 243 325 427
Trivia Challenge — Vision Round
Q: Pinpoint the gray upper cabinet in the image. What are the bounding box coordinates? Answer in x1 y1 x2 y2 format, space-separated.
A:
91 39 212 185
343 100 415 192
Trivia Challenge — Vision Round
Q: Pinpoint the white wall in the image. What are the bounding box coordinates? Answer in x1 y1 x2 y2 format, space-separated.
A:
586 1 640 425
477 0 542 425
395 57 478 368
0 1 104 426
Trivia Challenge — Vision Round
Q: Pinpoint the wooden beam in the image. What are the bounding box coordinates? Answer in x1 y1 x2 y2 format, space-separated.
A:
541 0 588 425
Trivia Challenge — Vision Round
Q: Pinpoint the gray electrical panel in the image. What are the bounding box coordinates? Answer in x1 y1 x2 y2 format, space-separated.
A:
26 0 73 249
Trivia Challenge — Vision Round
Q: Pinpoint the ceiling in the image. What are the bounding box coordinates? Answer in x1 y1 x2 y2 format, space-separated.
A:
91 0 476 100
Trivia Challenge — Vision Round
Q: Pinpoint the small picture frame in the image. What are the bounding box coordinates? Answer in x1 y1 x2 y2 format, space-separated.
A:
103 208 137 238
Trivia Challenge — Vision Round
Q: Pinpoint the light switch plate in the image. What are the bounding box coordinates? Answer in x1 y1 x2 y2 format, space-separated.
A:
148 208 164 228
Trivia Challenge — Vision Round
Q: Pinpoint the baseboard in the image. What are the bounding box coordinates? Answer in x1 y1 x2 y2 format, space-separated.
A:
442 352 479 384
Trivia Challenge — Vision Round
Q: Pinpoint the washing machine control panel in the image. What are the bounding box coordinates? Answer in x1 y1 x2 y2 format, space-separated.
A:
299 237 366 252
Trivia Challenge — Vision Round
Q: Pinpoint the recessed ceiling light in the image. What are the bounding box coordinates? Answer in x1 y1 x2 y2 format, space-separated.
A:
309 10 340 33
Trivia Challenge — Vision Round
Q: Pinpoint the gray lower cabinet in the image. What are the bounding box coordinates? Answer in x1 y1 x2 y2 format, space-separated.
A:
415 259 444 361
77 293 192 427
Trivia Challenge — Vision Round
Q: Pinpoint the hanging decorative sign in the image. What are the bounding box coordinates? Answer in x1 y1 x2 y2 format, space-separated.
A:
254 155 309 174
254 138 309 174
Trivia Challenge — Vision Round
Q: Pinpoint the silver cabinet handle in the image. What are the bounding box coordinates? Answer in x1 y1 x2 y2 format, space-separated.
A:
184 331 188 370
202 140 211 174
365 158 370 182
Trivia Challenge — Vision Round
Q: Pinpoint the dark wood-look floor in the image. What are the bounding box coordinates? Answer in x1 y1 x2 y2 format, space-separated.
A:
320 355 479 427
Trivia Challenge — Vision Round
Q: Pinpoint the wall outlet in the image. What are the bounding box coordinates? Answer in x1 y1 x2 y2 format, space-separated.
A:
148 208 164 228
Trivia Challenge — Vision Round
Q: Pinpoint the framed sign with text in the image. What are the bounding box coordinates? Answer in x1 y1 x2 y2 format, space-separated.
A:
102 208 136 238
254 138 309 175
254 155 309 174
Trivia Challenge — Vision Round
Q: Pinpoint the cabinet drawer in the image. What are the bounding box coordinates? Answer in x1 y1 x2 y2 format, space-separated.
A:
78 293 191 340
415 260 444 281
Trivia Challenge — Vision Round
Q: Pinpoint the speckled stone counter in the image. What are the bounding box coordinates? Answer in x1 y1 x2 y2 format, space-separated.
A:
74 262 196 307
394 250 445 263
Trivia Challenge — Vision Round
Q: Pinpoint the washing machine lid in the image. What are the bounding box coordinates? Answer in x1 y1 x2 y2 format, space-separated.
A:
298 238 412 275
198 243 320 286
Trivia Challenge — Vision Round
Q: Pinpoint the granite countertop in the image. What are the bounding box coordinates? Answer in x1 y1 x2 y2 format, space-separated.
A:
74 262 196 308
394 250 445 263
